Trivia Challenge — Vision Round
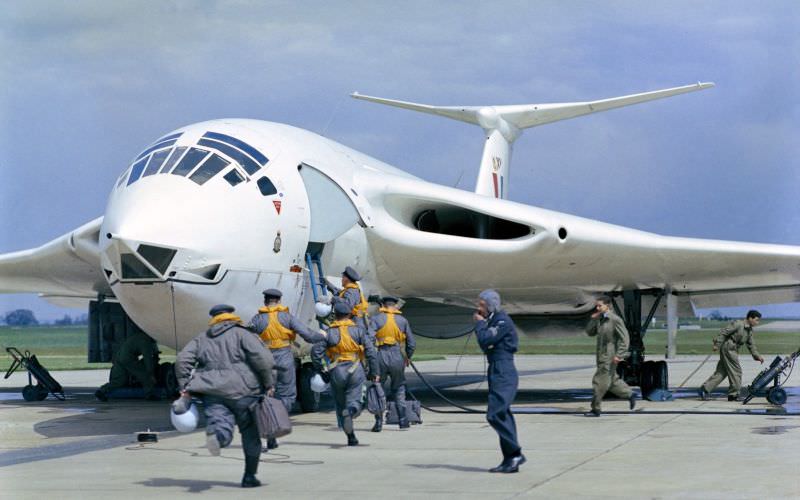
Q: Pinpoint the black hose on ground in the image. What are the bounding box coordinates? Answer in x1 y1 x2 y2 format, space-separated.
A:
408 360 485 414
406 360 800 416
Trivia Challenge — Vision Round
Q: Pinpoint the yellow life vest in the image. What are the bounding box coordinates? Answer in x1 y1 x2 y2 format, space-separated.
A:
209 313 242 326
375 308 406 347
339 283 369 318
258 305 295 349
326 319 364 363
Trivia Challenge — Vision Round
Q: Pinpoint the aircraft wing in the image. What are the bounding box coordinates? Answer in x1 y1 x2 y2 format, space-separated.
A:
360 173 800 313
0 217 110 304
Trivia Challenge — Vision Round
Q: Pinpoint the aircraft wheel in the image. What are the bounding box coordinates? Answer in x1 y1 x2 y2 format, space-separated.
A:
639 361 655 395
653 360 669 389
160 363 180 398
297 362 320 413
35 383 49 400
22 384 44 402
767 387 787 405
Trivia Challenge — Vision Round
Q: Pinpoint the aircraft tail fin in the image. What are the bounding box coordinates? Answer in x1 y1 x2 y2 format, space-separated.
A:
351 82 714 199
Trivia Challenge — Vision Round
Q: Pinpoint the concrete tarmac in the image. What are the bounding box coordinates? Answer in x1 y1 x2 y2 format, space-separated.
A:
1 355 799 499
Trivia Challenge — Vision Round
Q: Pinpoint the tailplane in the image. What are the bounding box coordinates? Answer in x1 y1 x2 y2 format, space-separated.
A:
351 82 714 199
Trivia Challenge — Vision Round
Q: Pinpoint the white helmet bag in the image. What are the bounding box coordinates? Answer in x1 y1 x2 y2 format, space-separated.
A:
310 373 329 393
170 402 200 433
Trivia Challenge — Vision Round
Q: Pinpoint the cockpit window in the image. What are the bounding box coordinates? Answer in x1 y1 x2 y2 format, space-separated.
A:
223 169 245 186
160 146 187 174
127 156 150 186
203 132 268 166
171 147 209 177
189 154 230 185
142 148 171 177
198 138 261 175
135 138 178 161
116 167 130 188
257 176 278 196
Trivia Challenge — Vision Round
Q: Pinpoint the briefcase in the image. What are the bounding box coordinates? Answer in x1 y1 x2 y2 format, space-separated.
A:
385 400 422 425
250 396 292 438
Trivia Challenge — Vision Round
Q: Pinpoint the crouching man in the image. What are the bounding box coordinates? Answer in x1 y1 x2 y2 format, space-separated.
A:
175 304 275 488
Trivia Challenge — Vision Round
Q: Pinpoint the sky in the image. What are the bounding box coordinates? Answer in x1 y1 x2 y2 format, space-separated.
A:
1 1 799 320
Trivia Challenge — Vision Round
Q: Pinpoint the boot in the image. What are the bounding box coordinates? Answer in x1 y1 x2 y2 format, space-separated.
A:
241 455 261 488
206 433 221 456
267 437 279 449
399 418 410 429
347 432 359 446
371 415 382 433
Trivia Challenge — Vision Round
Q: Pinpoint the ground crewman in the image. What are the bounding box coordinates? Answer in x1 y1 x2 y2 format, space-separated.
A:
474 289 526 474
699 310 764 401
584 295 636 417
369 296 416 432
95 327 159 401
175 304 274 488
247 288 325 449
311 301 379 446
326 266 369 329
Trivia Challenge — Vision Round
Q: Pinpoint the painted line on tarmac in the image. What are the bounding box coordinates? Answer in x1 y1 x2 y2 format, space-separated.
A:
514 412 685 496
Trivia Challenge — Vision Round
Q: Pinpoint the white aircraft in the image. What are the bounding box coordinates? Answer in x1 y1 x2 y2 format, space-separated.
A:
2 82 799 393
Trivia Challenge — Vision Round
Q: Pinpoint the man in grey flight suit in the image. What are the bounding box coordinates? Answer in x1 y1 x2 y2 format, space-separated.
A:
175 304 275 488
95 327 159 401
247 288 325 449
311 300 379 446
584 295 637 417
369 296 416 432
326 266 369 330
699 310 764 401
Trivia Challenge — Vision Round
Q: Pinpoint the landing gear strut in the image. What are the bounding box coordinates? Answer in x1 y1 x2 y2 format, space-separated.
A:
613 289 670 397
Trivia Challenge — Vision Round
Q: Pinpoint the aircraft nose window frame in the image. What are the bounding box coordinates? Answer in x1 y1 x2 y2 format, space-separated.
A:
115 131 269 189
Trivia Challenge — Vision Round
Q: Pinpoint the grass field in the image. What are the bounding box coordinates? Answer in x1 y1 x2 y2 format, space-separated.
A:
1 325 797 371
413 328 800 357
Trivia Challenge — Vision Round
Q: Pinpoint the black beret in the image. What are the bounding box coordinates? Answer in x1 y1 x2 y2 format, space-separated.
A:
342 266 361 281
262 288 282 299
380 296 399 305
209 304 235 316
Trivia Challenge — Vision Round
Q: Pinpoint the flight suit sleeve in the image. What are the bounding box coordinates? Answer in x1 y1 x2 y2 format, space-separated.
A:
476 316 513 350
746 330 761 360
175 337 199 389
340 288 361 311
360 328 380 378
325 278 342 295
614 317 630 359
402 317 416 359
287 314 326 344
241 331 275 389
310 334 331 372
713 322 739 348
245 314 265 335
368 316 379 341
585 318 600 337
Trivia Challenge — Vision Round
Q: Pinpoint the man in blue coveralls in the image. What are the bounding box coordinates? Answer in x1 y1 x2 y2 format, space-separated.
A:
473 289 526 473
